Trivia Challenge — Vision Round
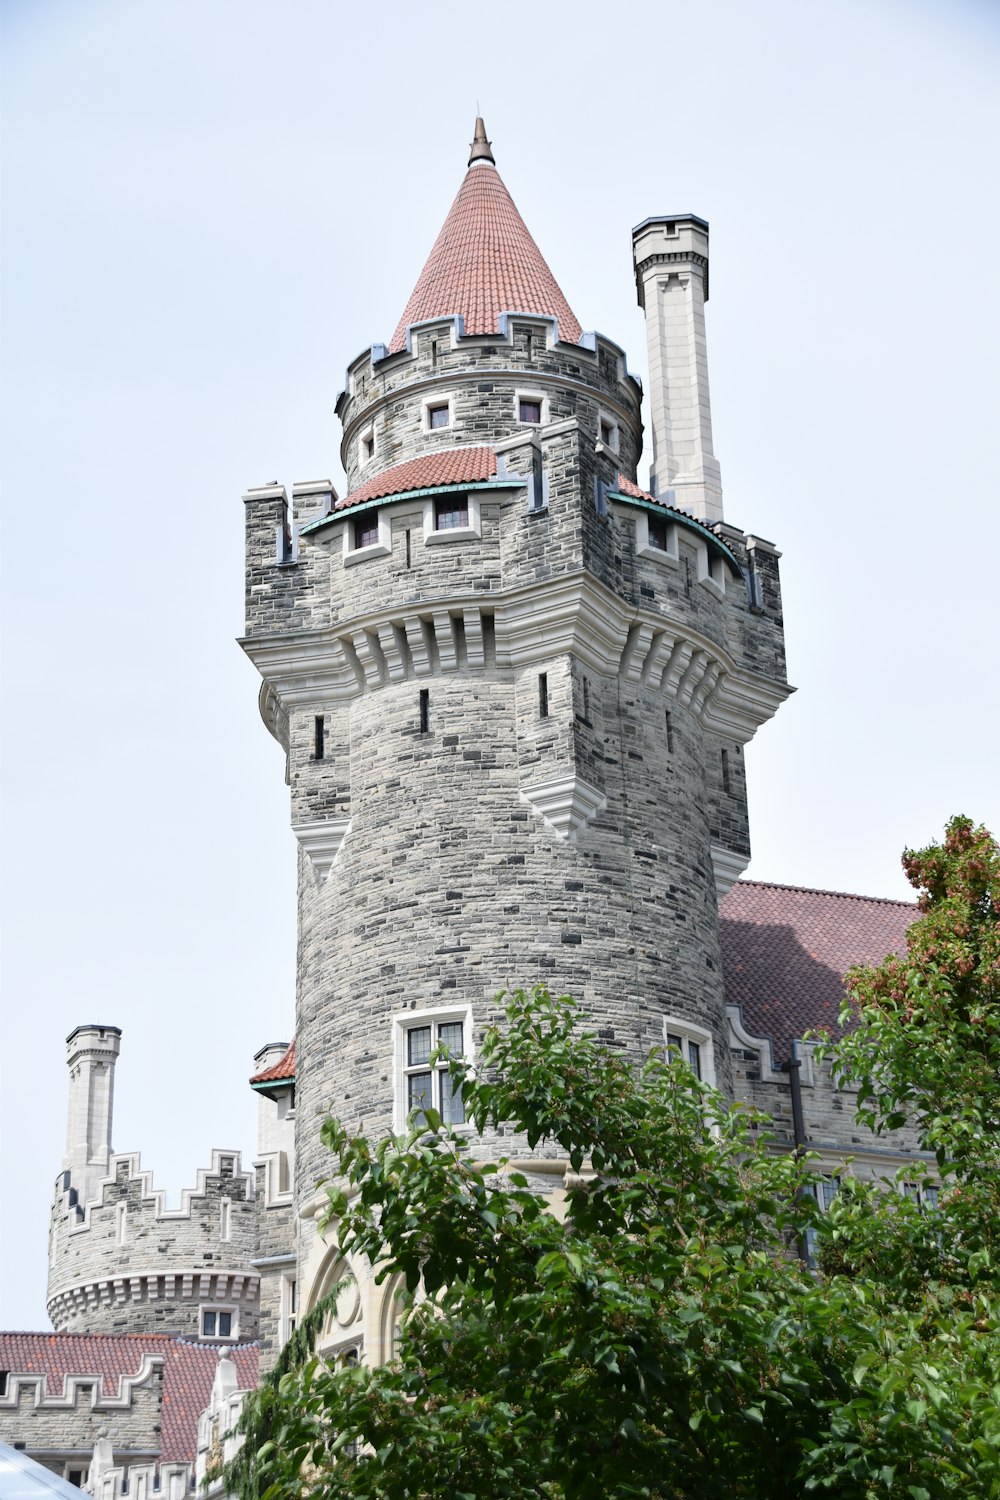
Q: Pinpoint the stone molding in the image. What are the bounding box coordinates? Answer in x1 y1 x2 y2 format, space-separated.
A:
292 818 352 884
519 774 607 839
726 1004 787 1084
46 1268 261 1328
244 570 791 745
0 1353 162 1410
711 843 750 900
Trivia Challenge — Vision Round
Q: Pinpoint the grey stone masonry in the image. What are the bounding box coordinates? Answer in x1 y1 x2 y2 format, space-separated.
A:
241 341 792 1232
48 1150 260 1341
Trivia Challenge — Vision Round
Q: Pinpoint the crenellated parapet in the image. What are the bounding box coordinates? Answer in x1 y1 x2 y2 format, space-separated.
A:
48 1148 259 1340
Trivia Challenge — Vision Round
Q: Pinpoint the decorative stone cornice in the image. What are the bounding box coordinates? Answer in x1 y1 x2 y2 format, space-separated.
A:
0 1353 163 1411
46 1268 261 1328
242 570 792 745
520 774 607 839
293 818 352 883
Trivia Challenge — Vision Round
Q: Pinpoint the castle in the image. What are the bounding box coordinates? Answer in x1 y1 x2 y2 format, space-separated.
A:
0 120 922 1494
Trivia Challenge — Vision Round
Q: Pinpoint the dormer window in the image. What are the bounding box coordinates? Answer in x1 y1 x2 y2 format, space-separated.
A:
354 513 379 550
434 495 469 531
648 515 668 551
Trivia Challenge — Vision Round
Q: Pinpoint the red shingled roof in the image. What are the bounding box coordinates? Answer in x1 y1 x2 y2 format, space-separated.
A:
338 447 498 512
249 1039 295 1086
389 161 582 354
719 881 917 1064
0 1333 258 1464
615 472 655 502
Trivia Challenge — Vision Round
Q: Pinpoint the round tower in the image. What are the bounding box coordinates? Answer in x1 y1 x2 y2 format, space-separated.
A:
240 120 791 1346
48 1026 260 1340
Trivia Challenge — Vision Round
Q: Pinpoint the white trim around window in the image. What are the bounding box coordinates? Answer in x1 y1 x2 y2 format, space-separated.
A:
200 1304 238 1341
359 425 376 466
393 1004 474 1133
514 388 549 426
343 507 392 564
421 393 455 433
422 491 482 544
597 411 620 452
663 1015 716 1087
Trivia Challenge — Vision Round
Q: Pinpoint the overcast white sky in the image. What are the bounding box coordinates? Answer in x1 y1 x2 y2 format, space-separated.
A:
2 0 998 1330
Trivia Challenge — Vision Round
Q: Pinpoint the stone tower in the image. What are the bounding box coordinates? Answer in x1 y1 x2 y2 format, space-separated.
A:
240 119 790 1358
48 1026 260 1340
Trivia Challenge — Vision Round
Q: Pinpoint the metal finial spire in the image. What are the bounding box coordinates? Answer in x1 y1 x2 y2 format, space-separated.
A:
468 115 495 167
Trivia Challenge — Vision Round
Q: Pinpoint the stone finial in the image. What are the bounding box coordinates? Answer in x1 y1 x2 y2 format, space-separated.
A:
468 115 495 167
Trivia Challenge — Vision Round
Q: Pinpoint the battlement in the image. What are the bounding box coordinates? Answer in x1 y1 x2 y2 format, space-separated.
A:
49 1150 259 1339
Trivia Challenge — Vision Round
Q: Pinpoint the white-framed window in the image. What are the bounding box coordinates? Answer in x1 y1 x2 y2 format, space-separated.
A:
635 509 679 562
200 1306 237 1341
598 413 619 451
394 1006 472 1131
422 394 454 432
805 1175 840 1264
343 507 392 565
359 426 376 465
422 491 481 544
280 1273 298 1344
515 388 548 426
663 1016 716 1087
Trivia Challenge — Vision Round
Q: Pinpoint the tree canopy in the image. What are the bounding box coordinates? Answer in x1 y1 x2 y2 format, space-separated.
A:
227 817 1000 1500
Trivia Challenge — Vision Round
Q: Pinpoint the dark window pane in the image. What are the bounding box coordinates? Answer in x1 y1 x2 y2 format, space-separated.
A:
355 515 379 549
687 1040 702 1079
407 1072 432 1118
648 516 668 550
408 1027 432 1066
441 1070 464 1125
219 1312 232 1337
435 497 469 530
438 1022 463 1054
666 1033 682 1055
429 405 450 429
203 1311 216 1337
519 400 541 423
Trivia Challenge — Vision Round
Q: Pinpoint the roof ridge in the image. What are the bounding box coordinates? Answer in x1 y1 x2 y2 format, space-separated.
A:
730 879 916 909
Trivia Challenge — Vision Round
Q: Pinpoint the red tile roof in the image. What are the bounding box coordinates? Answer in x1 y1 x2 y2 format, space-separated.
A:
614 471 655 502
719 881 917 1063
389 162 582 354
249 1039 296 1085
338 446 497 512
0 1333 258 1464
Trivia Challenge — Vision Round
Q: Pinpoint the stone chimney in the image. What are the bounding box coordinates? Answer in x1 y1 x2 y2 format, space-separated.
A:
62 1024 121 1206
632 215 723 522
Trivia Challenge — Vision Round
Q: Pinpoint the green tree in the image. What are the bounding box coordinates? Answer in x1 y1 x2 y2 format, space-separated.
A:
227 818 1000 1500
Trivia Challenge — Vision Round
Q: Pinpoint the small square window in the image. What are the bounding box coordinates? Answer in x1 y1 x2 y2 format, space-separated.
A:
435 496 469 531
201 1308 234 1340
518 399 542 424
428 403 450 430
647 515 668 551
354 514 379 549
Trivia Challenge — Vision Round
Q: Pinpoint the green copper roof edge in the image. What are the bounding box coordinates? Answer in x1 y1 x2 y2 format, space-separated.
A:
607 492 742 575
250 1078 296 1092
299 478 522 535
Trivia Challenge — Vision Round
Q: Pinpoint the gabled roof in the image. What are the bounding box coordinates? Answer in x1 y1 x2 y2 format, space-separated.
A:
388 121 582 354
0 1333 259 1465
719 880 917 1063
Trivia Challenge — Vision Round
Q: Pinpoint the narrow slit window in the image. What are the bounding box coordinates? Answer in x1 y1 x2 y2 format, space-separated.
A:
721 748 731 794
314 715 325 760
538 672 549 719
419 689 430 734
405 529 412 569
219 1199 231 1242
430 339 438 368
665 710 674 753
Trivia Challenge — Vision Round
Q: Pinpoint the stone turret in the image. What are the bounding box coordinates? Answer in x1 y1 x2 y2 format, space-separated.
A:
49 1028 260 1341
240 121 792 1352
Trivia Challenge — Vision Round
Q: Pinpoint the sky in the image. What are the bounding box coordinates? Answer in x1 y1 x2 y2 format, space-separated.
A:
1 0 998 1330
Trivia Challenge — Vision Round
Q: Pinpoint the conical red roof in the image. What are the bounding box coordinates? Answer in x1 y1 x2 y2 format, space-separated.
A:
389 148 582 354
